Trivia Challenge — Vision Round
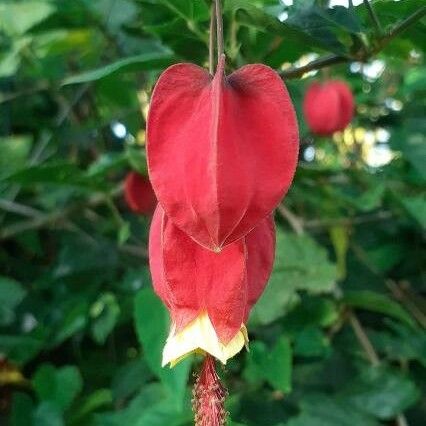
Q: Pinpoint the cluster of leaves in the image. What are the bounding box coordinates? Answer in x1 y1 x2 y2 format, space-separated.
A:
0 1 425 425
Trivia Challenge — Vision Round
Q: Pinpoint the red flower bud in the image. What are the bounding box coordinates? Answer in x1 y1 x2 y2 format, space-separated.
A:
149 205 275 354
147 55 298 251
303 80 354 136
124 172 157 215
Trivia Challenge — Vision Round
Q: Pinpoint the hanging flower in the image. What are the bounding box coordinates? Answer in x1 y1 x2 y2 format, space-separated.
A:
124 171 157 215
149 205 275 367
146 3 299 424
147 55 298 252
303 80 354 136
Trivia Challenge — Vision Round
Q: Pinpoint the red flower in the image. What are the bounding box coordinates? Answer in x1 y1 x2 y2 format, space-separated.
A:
303 80 354 135
149 205 275 366
124 172 157 215
147 55 298 252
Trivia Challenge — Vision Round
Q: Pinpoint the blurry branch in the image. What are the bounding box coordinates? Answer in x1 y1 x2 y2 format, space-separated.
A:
0 199 44 219
277 207 393 232
305 210 393 229
348 313 380 366
0 81 50 104
119 243 148 259
0 83 90 227
385 280 426 330
281 6 426 79
349 311 409 426
0 186 122 241
379 6 426 48
276 204 304 235
351 242 426 329
280 54 347 79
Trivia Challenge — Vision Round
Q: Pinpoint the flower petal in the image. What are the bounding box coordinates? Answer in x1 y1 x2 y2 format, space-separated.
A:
147 56 298 251
162 312 248 367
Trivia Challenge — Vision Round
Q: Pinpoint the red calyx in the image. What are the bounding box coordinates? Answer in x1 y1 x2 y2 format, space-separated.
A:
147 55 298 252
124 171 157 215
149 205 275 344
303 80 354 136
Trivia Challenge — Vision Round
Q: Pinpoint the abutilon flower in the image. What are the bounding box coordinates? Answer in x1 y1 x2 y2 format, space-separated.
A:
146 3 299 423
147 55 298 252
303 80 354 136
149 205 275 367
124 171 157 215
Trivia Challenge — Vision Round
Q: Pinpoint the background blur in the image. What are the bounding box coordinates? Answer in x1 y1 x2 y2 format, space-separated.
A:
0 1 425 425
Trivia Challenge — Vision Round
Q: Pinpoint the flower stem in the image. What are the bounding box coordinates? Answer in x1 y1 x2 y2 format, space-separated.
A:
209 2 216 75
363 0 383 36
214 0 224 62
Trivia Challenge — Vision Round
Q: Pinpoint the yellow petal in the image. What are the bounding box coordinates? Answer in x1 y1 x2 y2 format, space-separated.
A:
162 312 248 367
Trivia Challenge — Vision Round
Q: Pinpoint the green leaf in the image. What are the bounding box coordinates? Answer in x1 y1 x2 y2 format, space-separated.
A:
330 225 349 280
0 1 55 36
0 332 46 365
112 360 152 402
10 392 34 426
134 288 191 410
287 393 379 426
400 194 426 229
69 389 112 424
251 231 337 325
87 152 128 178
118 222 131 245
325 6 363 33
283 297 339 330
370 321 426 365
51 301 89 347
286 4 348 53
33 402 64 426
0 136 32 179
343 290 416 327
244 336 292 393
366 243 404 273
158 0 210 22
33 364 83 412
126 145 148 175
62 52 175 85
94 383 191 426
90 293 121 345
0 44 23 78
342 366 420 419
391 129 426 179
3 162 106 190
0 276 26 325
225 0 323 57
277 232 338 293
293 326 330 358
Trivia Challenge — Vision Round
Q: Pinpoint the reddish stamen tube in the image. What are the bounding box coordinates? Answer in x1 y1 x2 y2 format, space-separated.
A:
192 356 228 426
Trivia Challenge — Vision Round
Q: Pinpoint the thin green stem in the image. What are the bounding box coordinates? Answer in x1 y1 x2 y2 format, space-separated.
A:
281 6 425 79
105 196 126 228
363 0 382 35
380 6 426 47
209 2 216 74
214 0 224 60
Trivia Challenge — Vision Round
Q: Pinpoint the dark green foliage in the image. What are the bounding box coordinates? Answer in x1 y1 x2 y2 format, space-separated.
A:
0 0 425 425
